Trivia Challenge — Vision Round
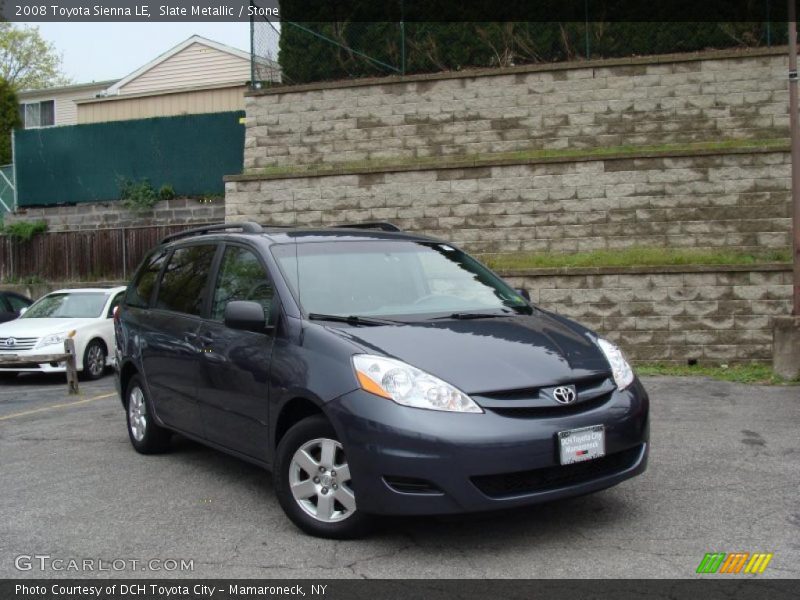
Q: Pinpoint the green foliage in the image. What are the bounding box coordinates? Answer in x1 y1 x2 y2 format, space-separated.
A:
482 247 792 271
0 23 70 90
0 219 47 241
0 77 20 164
119 178 158 213
637 363 800 386
158 184 176 201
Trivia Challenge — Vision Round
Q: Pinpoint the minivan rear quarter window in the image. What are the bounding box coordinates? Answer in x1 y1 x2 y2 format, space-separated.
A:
126 250 167 308
155 245 216 315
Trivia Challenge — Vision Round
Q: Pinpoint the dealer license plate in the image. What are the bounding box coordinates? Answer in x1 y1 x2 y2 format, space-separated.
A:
558 425 606 465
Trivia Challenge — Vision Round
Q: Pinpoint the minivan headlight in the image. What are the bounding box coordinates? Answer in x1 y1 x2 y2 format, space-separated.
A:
36 331 69 348
352 354 483 413
597 338 634 390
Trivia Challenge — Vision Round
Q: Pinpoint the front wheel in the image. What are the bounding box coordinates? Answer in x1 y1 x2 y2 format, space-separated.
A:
81 339 107 380
275 415 371 539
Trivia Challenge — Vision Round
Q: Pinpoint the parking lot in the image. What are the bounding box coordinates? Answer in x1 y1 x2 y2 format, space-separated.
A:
0 373 797 579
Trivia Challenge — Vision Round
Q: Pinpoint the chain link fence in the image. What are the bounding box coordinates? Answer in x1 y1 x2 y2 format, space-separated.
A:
250 1 788 87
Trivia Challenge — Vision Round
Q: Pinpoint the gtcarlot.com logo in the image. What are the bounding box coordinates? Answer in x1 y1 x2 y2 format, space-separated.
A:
696 552 773 574
14 554 194 572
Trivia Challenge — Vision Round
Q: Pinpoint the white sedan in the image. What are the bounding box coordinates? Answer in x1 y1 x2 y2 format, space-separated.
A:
0 286 127 381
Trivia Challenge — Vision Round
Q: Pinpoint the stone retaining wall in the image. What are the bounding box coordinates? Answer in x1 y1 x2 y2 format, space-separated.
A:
503 264 792 364
243 48 788 170
4 198 225 232
226 148 791 254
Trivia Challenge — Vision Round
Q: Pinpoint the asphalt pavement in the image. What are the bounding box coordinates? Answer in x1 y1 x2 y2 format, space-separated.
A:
0 372 797 579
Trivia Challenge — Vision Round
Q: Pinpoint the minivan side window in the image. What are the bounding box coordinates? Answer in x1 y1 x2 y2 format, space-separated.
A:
155 245 216 316
126 250 167 308
211 246 274 322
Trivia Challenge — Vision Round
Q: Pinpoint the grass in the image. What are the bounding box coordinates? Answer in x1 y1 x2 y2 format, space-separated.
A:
482 247 791 271
636 363 800 385
242 137 788 179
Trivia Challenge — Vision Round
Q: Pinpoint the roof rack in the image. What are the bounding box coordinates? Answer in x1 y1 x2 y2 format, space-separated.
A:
332 221 402 232
161 222 263 244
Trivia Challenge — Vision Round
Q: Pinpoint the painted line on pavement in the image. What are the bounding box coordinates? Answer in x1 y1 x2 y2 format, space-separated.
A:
0 392 116 421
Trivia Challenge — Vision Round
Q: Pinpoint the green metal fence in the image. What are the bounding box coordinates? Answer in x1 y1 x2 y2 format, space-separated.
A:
14 112 245 207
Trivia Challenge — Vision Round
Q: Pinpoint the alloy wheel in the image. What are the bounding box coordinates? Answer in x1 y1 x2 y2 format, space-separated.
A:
128 386 147 442
289 437 356 523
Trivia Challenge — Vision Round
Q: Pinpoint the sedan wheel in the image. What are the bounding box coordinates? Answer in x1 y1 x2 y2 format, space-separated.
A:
82 340 106 380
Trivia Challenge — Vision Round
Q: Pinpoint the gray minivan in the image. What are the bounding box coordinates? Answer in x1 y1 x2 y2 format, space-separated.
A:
115 222 648 538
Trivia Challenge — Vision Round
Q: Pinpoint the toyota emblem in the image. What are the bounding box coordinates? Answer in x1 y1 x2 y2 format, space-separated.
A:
553 385 577 404
4 338 15 348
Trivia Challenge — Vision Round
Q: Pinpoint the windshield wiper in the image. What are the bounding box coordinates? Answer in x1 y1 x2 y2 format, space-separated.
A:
307 313 403 326
431 312 512 321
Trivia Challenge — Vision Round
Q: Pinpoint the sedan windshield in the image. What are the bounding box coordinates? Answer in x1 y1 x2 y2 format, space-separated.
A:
271 240 530 318
22 292 108 319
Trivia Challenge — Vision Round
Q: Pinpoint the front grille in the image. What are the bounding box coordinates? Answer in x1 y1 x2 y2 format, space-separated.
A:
0 337 39 352
471 445 643 499
488 393 612 418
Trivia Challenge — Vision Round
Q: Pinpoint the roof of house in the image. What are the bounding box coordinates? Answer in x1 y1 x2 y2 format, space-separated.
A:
17 79 119 99
104 35 253 95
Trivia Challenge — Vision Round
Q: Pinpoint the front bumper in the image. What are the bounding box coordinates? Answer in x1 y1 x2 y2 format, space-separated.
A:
325 379 649 516
0 351 69 373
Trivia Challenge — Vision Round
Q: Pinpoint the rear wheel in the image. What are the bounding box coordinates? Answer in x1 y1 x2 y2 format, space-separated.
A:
275 415 371 539
126 374 171 454
81 339 107 381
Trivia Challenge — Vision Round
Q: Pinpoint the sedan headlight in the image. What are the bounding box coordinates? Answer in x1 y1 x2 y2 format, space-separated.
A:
352 354 483 413
597 338 634 390
36 331 70 348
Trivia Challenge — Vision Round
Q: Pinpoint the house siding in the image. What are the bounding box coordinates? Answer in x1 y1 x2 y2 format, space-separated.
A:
18 84 110 127
118 42 250 95
77 85 247 123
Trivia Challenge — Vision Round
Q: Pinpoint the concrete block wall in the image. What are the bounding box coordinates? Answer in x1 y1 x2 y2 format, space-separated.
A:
226 149 791 254
243 49 788 170
502 265 792 364
4 198 225 232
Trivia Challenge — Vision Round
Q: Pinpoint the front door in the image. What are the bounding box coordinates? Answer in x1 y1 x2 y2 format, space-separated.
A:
197 244 275 460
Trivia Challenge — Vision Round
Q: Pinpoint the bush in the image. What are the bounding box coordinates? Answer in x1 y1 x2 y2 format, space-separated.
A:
0 220 48 241
158 184 176 201
119 178 158 213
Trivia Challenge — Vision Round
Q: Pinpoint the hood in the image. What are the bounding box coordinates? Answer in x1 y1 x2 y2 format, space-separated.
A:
326 311 610 394
0 318 95 338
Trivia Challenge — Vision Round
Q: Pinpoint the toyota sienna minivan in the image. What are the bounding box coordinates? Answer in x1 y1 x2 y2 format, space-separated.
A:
115 222 649 538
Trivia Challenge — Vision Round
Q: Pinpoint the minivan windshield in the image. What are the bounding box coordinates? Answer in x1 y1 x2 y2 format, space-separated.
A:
22 292 108 319
271 240 530 318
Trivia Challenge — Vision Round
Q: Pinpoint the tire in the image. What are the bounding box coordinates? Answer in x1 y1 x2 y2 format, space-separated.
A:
125 374 171 454
275 415 371 539
81 339 107 381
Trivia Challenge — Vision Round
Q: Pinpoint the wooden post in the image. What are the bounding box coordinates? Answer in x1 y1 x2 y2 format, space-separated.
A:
64 338 79 395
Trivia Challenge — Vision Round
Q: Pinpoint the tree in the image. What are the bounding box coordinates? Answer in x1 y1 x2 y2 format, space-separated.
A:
0 77 20 164
0 23 70 91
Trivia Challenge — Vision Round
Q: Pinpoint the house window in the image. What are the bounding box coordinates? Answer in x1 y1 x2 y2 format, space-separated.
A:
19 100 55 128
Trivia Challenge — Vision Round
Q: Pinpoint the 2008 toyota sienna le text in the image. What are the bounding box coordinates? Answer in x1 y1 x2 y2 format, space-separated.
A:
115 222 649 538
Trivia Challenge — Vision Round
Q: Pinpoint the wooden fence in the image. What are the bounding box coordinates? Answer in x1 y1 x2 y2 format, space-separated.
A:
0 224 210 283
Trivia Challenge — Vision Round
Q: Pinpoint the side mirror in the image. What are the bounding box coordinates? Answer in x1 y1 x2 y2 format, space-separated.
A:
19 307 28 316
516 288 531 302
224 300 270 333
